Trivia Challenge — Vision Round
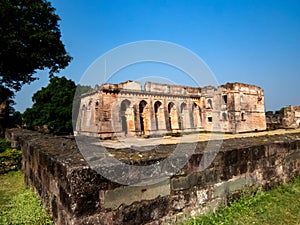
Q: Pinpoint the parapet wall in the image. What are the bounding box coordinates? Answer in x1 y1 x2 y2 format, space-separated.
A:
6 129 300 225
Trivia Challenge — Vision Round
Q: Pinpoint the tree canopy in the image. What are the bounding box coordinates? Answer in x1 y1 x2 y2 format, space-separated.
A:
22 76 92 135
23 76 76 134
0 0 72 97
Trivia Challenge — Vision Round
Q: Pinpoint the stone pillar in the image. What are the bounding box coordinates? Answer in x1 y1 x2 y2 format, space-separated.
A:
158 104 166 131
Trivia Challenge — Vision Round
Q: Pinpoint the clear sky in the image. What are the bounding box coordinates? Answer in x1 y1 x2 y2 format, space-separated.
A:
14 0 300 112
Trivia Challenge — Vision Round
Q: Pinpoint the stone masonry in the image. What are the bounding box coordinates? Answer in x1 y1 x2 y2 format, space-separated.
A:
6 128 300 225
266 105 300 129
282 106 300 128
75 81 266 138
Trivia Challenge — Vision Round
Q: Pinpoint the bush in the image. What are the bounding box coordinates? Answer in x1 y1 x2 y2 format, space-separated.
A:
0 149 22 174
0 138 11 153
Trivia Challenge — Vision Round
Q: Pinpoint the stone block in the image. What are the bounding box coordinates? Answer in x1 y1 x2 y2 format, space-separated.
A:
252 145 265 160
214 176 255 198
196 189 209 205
286 149 300 161
103 179 170 209
171 173 197 191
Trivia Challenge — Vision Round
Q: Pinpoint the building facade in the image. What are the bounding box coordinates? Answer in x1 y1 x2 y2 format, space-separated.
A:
75 81 266 138
267 106 300 129
282 106 300 128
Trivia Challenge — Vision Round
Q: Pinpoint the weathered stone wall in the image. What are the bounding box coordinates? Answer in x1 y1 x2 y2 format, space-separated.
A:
266 113 282 130
266 106 300 130
283 106 300 128
6 128 300 225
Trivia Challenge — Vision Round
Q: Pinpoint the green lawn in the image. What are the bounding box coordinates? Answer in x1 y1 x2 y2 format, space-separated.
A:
0 170 53 225
186 177 300 225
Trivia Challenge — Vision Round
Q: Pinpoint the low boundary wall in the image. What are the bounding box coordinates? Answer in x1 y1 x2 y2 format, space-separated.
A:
6 129 300 224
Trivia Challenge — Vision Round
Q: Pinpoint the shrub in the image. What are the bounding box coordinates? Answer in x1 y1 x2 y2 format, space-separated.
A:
0 138 11 153
0 149 22 174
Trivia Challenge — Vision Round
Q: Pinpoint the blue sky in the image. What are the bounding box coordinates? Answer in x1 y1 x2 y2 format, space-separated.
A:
14 0 300 112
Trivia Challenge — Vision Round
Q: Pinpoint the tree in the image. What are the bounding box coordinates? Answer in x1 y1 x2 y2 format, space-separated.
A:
275 108 284 116
7 111 22 128
0 0 72 92
23 76 77 134
0 0 72 136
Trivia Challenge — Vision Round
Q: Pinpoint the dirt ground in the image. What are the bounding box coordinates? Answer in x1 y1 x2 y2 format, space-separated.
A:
100 128 300 149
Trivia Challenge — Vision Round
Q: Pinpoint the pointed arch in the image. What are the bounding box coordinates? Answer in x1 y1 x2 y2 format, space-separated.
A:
139 100 149 134
168 102 179 131
154 101 163 130
192 103 201 128
180 102 189 130
120 99 131 135
95 100 99 123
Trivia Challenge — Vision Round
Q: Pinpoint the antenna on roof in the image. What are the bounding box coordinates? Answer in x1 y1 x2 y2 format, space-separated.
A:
104 57 107 78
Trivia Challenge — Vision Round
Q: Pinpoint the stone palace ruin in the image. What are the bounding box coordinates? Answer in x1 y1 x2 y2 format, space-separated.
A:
267 105 300 129
75 81 266 138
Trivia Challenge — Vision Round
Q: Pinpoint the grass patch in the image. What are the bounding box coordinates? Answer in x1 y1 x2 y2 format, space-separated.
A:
0 139 12 153
0 170 53 225
186 178 300 225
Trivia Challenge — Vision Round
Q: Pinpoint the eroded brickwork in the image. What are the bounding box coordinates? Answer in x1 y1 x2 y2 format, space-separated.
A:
282 106 300 128
76 81 266 138
6 129 300 225
266 105 300 129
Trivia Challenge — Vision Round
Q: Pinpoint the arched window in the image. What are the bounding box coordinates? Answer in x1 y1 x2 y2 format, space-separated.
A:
192 103 201 128
168 102 179 131
120 99 131 134
222 95 227 104
222 112 227 121
167 86 170 93
139 100 148 134
121 99 130 111
154 101 162 130
180 103 188 130
207 99 213 109
95 101 99 122
241 112 245 121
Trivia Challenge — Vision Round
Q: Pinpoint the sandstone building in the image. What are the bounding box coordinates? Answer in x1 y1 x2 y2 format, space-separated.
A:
267 106 300 129
75 81 266 138
282 106 300 128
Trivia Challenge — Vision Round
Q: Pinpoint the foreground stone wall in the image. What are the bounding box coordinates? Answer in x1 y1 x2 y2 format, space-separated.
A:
6 129 300 225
